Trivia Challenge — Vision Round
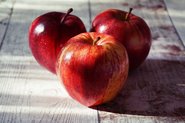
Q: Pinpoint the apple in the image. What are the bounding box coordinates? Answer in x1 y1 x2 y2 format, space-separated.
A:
29 8 86 74
56 32 129 107
91 8 151 71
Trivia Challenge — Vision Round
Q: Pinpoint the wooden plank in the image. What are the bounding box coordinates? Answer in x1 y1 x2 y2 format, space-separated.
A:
90 0 185 122
90 0 185 59
14 0 91 30
0 0 14 49
0 56 98 123
0 0 99 123
1 0 185 122
164 0 185 47
99 112 185 123
0 59 98 123
96 57 185 123
0 0 90 55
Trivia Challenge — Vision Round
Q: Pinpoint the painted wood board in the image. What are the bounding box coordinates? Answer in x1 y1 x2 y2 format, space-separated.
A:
90 0 185 122
164 0 185 47
90 0 185 59
0 0 14 49
0 0 98 123
0 0 90 55
0 0 185 123
0 56 98 123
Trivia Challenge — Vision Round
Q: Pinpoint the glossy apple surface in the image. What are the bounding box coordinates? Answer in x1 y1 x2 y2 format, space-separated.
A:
56 32 129 107
29 8 86 74
91 8 151 71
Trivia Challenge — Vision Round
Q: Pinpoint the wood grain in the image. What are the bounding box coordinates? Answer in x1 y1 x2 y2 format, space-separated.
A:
0 0 90 55
0 0 14 49
90 0 185 122
164 0 185 47
0 0 98 123
0 0 185 123
0 56 98 123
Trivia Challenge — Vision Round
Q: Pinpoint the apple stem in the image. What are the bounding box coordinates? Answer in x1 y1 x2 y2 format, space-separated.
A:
93 37 101 45
60 8 73 24
125 8 133 21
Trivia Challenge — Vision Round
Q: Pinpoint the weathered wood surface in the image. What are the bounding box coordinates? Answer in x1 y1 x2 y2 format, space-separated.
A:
90 0 185 122
0 0 185 123
0 0 98 123
164 0 185 47
0 0 14 49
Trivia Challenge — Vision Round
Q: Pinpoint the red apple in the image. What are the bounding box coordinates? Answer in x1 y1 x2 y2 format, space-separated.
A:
29 8 86 74
91 8 151 71
56 32 129 107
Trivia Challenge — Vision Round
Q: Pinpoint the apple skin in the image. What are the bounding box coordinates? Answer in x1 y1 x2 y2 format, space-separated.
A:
56 32 129 107
91 9 151 71
29 9 86 74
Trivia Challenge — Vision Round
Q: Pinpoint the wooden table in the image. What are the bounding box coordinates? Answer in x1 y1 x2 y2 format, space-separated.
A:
0 0 185 122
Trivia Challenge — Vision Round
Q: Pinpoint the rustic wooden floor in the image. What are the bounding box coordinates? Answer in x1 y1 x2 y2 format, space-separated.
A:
0 0 185 123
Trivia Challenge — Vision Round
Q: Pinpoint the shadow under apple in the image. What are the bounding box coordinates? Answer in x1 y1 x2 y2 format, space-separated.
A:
93 58 185 117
